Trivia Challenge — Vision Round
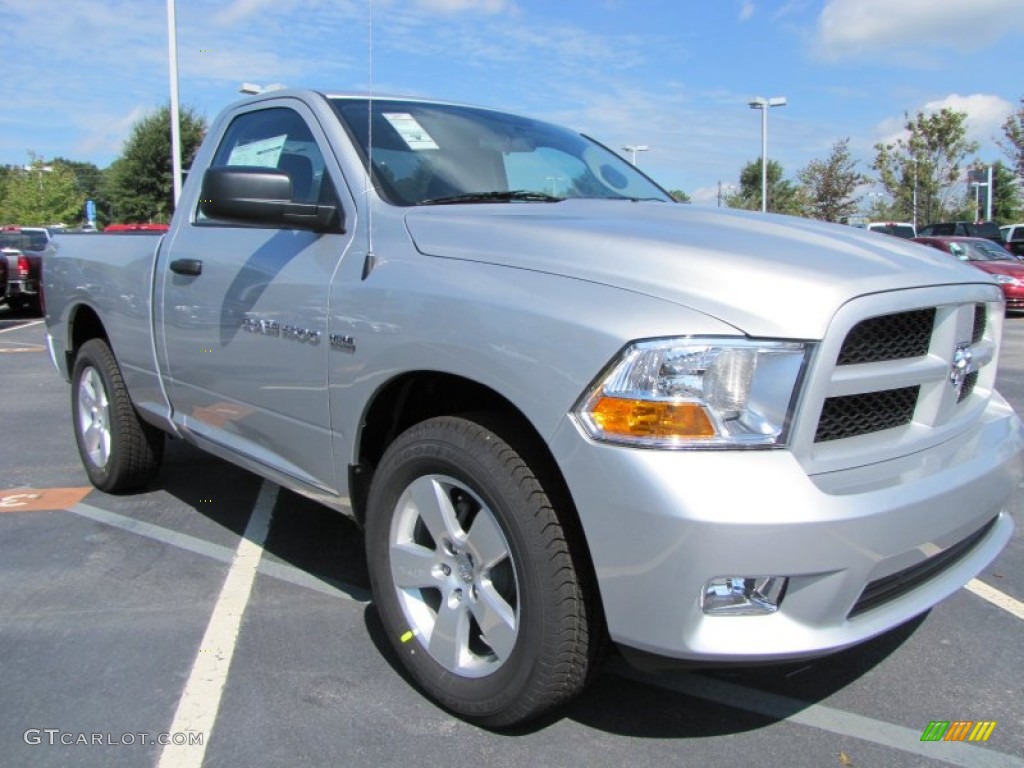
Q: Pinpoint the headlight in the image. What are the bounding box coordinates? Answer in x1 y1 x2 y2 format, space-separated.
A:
991 274 1019 286
573 338 811 448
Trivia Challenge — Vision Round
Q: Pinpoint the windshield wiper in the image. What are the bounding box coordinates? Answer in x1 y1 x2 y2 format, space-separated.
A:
417 190 563 205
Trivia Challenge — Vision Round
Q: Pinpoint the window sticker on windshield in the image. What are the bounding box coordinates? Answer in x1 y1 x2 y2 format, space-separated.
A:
383 113 439 150
228 134 288 167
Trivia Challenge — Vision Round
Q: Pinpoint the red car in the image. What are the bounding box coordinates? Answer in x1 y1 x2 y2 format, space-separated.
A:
913 235 1024 310
104 223 170 233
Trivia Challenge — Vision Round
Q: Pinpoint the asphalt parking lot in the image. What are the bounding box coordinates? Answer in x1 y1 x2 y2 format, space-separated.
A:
2 304 1023 768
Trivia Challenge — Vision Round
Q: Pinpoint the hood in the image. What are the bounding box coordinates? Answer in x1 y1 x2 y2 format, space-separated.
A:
404 201 988 338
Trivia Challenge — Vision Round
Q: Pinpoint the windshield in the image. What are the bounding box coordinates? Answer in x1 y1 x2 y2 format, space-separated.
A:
965 223 1003 242
954 240 1016 262
0 230 48 251
868 224 915 238
329 98 672 206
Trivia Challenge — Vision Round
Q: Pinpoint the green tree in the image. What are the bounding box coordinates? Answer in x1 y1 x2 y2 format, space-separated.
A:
667 189 691 203
872 108 979 226
51 157 107 226
725 158 802 214
797 138 867 222
988 161 1022 223
0 164 13 203
1000 96 1024 182
862 193 902 222
0 155 85 226
52 157 102 198
103 104 207 223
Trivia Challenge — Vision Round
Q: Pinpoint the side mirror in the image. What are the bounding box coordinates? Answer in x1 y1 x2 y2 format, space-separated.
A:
199 166 343 232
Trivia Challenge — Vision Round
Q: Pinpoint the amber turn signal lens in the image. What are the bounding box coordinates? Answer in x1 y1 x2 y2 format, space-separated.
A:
590 396 715 439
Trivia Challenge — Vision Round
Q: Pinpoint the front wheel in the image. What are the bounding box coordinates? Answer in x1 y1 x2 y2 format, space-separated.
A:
365 416 598 727
71 338 164 492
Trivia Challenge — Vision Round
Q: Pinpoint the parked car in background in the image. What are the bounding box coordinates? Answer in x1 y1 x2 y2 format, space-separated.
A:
0 226 49 315
1001 224 1024 258
917 221 1006 247
913 235 1024 310
866 221 916 238
0 248 8 307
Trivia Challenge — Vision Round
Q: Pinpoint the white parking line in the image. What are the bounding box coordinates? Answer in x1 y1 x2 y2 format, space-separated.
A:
156 481 276 768
610 660 1024 768
63 496 1023 764
67 501 370 602
0 319 43 334
966 579 1024 621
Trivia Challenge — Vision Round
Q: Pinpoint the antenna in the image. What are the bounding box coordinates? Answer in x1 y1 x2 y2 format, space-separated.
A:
362 0 377 278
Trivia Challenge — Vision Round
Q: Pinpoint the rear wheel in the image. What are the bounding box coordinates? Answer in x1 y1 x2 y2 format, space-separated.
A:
71 338 164 492
365 415 598 727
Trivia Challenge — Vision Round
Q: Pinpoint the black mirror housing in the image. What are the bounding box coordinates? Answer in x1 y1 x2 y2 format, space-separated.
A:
199 166 343 232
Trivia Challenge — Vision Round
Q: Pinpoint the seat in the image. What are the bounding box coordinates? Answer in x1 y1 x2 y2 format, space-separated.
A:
278 153 314 203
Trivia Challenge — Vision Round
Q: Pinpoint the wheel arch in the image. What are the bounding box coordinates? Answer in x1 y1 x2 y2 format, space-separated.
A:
65 302 110 371
351 370 605 639
352 372 576 532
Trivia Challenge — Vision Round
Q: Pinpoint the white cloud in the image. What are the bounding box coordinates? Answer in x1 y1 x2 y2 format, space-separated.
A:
874 93 1013 152
814 0 1024 61
214 0 288 26
923 94 1014 148
72 105 151 156
412 0 512 13
691 184 733 206
739 1 754 22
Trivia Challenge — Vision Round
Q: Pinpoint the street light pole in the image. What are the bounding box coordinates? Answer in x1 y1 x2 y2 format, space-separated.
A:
986 165 993 221
748 96 786 212
967 165 994 222
717 181 736 208
166 0 183 206
622 144 649 165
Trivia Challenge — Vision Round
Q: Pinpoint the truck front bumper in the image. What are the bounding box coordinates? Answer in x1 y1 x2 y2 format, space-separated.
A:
552 393 1023 663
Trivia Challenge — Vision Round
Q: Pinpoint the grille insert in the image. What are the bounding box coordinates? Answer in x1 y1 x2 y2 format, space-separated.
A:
837 309 935 365
815 386 918 442
972 304 986 344
958 371 979 403
848 517 997 618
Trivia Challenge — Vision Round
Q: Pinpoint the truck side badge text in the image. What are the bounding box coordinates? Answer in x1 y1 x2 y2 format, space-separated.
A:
242 317 323 346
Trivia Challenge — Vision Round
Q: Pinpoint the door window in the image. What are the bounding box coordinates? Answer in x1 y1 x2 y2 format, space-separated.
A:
202 107 337 217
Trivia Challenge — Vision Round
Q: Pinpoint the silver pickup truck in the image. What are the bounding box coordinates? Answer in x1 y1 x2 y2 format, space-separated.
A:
45 89 1023 726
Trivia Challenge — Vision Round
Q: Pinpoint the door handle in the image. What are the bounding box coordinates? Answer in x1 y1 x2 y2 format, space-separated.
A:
170 258 202 276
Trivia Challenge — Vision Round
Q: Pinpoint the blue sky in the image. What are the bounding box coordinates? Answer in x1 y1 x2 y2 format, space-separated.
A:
2 0 1022 205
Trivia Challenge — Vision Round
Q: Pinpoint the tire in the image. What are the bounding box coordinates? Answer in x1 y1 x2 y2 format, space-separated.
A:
365 415 598 727
71 338 164 492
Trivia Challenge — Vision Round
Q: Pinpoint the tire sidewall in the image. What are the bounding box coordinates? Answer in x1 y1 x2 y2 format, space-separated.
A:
366 420 552 722
71 341 118 489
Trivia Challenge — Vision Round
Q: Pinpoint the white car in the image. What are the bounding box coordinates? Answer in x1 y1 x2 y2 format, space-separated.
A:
1001 223 1024 258
866 221 917 238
